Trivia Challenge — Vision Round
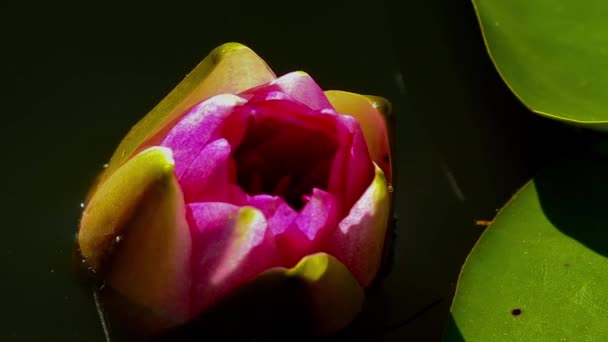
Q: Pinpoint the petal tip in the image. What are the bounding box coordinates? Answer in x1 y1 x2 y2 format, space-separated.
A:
235 206 265 237
286 252 329 281
212 42 253 61
365 95 392 118
142 146 174 164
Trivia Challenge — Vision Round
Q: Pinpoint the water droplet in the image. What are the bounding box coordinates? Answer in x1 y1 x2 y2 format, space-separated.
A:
80 202 85 208
103 163 109 169
115 235 123 243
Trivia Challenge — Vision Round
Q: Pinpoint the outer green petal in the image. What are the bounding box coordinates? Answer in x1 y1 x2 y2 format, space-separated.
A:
325 90 393 183
78 146 191 328
177 253 364 337
93 42 276 196
286 252 365 335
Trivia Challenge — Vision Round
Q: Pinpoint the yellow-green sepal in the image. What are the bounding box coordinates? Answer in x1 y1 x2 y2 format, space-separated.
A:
179 252 364 337
324 90 393 183
94 43 276 196
79 146 192 328
79 147 176 269
286 252 365 335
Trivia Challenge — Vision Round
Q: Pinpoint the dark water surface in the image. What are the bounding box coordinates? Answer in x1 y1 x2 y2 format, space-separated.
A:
3 0 575 340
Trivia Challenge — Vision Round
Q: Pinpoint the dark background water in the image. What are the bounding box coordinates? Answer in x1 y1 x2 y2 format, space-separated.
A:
3 0 576 340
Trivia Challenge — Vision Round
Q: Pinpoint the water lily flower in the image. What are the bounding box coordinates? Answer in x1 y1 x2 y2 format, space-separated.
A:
78 43 393 336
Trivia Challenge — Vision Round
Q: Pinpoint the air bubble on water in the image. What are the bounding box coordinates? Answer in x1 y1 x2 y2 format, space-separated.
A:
103 163 109 169
80 202 85 208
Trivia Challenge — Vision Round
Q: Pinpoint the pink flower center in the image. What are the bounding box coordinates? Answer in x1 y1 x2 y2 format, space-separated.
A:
233 114 338 210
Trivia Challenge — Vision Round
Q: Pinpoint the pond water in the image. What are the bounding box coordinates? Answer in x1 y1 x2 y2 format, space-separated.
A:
3 0 575 340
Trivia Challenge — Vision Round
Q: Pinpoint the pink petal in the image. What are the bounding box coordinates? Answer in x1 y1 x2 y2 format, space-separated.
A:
243 190 337 268
235 91 338 138
327 113 375 216
243 194 299 264
179 139 233 204
226 184 249 205
323 164 390 287
187 202 277 315
240 189 338 267
296 189 337 240
246 195 298 235
286 188 338 263
241 72 334 111
160 94 247 178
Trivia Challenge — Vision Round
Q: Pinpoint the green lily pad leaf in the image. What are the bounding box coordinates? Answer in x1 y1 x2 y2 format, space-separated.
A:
472 0 608 129
447 154 608 340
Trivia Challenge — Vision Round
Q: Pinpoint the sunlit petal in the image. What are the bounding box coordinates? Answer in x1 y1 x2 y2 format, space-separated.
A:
187 203 277 314
324 163 390 287
242 71 333 110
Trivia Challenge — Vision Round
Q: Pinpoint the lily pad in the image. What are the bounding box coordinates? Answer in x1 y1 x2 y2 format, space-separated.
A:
447 154 608 340
472 0 608 128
